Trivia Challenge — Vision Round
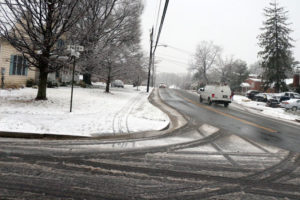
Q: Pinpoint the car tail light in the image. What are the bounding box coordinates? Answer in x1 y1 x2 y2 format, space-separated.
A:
282 102 289 104
212 94 215 98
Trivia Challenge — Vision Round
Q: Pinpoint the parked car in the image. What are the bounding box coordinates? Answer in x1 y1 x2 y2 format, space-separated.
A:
111 80 124 88
246 90 260 100
266 98 280 108
252 93 280 107
199 84 232 107
278 92 300 102
253 93 267 102
280 99 300 111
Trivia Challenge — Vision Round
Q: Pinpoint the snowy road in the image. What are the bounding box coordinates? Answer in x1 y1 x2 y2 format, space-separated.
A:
0 88 300 199
0 125 299 199
161 89 300 153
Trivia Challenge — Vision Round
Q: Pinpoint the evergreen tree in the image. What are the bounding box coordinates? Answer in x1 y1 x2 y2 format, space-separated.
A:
258 1 295 92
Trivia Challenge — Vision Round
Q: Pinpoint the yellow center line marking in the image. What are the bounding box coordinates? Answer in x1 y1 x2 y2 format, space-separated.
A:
175 91 277 133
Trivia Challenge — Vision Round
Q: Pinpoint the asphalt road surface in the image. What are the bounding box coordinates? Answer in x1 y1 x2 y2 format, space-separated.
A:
0 88 300 200
160 89 300 153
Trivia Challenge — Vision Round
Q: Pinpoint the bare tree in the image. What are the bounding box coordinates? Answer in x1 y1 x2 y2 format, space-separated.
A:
67 0 118 84
122 47 147 87
90 0 144 93
214 56 236 83
0 0 86 100
96 42 144 93
214 56 249 90
248 61 263 76
190 41 221 84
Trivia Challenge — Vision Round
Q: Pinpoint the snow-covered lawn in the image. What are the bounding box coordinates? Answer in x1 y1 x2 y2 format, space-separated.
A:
0 86 169 137
232 95 300 122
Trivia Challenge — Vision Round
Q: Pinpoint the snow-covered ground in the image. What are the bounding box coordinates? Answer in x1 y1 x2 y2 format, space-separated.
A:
0 86 169 137
232 95 300 122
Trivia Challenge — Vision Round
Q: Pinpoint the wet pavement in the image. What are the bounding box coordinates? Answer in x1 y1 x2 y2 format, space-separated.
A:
161 89 300 153
0 88 300 199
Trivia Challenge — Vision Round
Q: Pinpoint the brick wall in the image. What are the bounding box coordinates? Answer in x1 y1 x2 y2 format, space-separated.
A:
245 79 262 91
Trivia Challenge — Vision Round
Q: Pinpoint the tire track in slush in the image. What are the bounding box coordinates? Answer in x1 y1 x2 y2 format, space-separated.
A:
1 89 300 199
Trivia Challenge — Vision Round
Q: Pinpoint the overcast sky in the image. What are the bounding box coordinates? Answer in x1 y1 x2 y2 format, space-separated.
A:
141 0 300 74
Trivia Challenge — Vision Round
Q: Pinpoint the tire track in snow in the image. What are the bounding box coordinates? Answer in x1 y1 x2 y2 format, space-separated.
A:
112 92 143 135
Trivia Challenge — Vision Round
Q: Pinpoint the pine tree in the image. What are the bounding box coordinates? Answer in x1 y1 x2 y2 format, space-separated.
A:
258 1 295 92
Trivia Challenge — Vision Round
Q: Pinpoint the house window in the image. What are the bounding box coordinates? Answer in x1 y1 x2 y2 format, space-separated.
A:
55 70 60 78
9 55 28 76
57 39 65 49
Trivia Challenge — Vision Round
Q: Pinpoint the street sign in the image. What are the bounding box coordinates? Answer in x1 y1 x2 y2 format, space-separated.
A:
76 46 84 52
67 45 84 52
70 49 80 58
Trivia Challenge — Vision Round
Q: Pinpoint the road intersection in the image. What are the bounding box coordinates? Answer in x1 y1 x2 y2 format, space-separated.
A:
0 88 299 199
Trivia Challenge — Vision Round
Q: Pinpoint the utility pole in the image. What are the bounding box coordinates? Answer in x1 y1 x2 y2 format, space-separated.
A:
148 0 169 90
151 56 155 87
146 27 154 93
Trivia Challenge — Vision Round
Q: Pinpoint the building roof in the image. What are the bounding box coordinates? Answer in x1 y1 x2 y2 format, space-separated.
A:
240 82 250 87
248 74 259 78
285 78 293 85
248 78 262 82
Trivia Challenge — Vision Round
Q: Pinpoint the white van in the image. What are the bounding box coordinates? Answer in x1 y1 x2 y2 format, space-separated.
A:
199 84 232 107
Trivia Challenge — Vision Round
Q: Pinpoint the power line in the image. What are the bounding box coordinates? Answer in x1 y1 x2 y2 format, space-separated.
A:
151 0 163 87
154 0 162 40
158 52 190 61
158 43 194 55
147 0 169 91
153 0 169 54
156 54 190 64
156 56 190 67
166 45 195 55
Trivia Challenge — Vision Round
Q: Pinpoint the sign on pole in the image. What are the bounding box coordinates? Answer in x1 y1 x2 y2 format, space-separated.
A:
67 45 84 52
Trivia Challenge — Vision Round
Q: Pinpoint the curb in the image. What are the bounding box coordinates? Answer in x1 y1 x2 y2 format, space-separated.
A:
0 88 187 140
0 132 89 139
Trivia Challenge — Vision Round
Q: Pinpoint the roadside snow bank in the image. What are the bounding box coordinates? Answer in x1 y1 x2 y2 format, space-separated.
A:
232 95 299 122
0 87 169 137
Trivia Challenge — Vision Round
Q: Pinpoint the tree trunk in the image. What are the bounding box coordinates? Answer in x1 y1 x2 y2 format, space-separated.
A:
275 82 280 93
83 73 92 85
36 69 48 100
105 66 111 93
203 72 208 84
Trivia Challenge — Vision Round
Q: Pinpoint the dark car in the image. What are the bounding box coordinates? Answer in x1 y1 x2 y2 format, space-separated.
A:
246 90 260 100
266 98 280 107
253 93 267 102
279 92 300 102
